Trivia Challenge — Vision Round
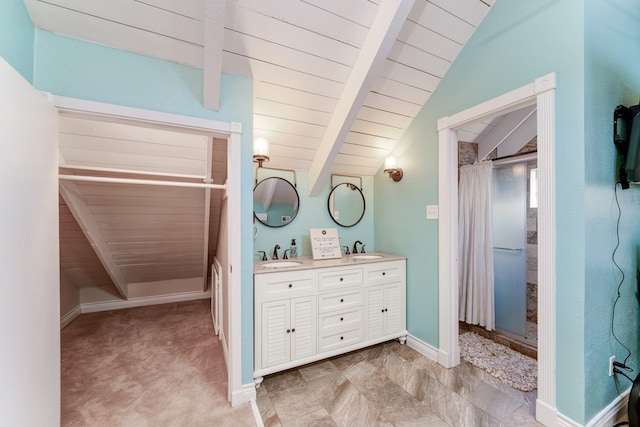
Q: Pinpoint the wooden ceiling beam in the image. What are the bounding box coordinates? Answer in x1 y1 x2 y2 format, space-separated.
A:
59 181 129 299
307 0 415 196
477 105 536 161
203 0 225 111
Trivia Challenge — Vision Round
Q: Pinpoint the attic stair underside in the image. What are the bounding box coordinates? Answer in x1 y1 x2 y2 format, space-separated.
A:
58 115 226 300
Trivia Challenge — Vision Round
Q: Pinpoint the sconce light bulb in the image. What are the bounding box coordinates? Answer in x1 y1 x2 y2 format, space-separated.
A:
384 156 397 171
384 155 403 182
253 138 270 167
254 138 270 157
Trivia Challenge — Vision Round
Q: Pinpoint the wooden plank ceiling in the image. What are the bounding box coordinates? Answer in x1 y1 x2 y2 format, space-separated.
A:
58 115 227 298
25 0 501 295
25 0 494 186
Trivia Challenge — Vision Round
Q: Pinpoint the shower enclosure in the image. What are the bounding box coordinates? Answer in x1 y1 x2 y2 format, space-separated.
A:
492 159 536 345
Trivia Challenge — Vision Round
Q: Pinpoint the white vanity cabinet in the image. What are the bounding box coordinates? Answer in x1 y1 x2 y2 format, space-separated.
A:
317 267 364 353
254 257 406 386
261 296 317 368
254 270 318 371
364 260 406 340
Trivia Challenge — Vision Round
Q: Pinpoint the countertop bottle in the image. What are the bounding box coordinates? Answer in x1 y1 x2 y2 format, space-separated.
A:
290 239 297 258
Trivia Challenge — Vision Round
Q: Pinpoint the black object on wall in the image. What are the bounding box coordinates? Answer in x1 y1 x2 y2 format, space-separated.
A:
614 104 640 189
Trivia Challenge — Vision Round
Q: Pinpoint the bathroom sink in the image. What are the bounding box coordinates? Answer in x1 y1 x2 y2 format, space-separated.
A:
261 261 302 268
351 255 383 260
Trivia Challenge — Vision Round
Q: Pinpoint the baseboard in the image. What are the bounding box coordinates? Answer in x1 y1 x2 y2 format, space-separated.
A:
535 387 630 427
406 334 439 362
556 412 582 427
586 387 630 427
535 398 559 426
60 305 81 329
80 290 211 313
220 328 229 370
250 399 264 427
231 382 256 407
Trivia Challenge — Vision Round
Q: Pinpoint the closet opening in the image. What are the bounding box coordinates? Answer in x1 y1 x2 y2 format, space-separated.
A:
52 95 245 407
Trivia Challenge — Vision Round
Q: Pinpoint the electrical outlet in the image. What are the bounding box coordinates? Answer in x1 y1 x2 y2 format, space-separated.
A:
426 205 439 219
609 355 616 377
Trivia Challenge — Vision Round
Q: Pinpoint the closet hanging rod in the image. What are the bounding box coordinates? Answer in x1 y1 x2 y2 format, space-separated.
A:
491 151 537 166
59 174 226 190
493 246 523 251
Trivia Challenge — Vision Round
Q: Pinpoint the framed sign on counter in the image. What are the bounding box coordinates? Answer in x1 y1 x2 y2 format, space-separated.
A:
309 228 342 260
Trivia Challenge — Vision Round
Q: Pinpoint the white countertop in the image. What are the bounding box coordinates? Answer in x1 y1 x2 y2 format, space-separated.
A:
253 252 406 274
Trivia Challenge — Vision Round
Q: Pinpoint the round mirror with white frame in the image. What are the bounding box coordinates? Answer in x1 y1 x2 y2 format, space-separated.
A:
253 177 300 227
327 182 365 227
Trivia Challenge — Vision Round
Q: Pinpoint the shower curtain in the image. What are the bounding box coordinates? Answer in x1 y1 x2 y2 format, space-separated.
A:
458 161 495 331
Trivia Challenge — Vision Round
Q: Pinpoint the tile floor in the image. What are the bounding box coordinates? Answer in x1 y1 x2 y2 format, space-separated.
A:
256 341 541 427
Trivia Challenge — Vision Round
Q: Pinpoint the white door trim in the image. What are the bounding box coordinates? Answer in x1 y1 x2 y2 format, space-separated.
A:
437 73 557 425
47 94 245 406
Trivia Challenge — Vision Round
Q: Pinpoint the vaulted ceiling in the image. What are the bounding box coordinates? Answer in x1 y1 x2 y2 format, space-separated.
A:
25 0 494 194
57 114 227 300
24 0 504 298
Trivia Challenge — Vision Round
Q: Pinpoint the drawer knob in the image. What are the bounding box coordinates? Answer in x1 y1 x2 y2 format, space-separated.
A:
340 336 344 340
291 328 296 333
340 298 344 303
381 309 384 313
286 329 291 333
382 272 386 276
340 317 344 321
288 283 293 288
340 277 343 282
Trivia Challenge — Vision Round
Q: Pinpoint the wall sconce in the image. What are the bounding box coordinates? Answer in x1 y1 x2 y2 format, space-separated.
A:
384 156 403 182
253 137 270 168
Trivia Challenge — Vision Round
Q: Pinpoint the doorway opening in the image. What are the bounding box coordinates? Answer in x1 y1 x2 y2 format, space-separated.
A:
50 95 246 406
457 137 539 358
437 73 557 425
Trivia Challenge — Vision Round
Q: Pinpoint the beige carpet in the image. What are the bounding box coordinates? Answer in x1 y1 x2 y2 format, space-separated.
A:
61 299 256 426
459 332 538 392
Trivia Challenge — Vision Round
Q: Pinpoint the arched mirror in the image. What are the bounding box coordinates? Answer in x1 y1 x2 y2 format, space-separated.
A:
253 177 300 227
328 183 365 227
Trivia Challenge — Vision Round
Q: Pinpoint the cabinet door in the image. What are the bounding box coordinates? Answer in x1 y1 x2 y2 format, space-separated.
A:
384 283 403 335
365 285 384 340
291 296 317 361
262 300 291 368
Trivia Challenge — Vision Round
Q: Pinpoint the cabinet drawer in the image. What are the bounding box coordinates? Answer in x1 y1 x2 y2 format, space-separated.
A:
318 268 362 292
318 289 363 313
256 273 316 301
364 260 405 286
319 307 362 337
319 327 362 352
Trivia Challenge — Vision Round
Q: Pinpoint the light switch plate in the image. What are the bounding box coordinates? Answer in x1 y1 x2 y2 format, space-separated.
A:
426 205 439 219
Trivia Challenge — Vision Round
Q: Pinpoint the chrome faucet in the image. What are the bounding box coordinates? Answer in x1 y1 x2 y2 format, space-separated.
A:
272 244 281 260
352 240 363 254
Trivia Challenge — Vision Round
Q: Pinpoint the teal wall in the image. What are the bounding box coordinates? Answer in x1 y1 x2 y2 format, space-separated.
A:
31 31 256 384
6 0 640 421
254 171 374 260
374 0 596 423
584 0 640 421
0 0 34 82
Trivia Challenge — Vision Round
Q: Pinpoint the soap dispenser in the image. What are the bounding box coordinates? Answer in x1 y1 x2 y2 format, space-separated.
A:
290 239 297 258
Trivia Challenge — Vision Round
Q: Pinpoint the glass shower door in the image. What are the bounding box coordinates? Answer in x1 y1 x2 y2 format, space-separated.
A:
493 163 527 337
